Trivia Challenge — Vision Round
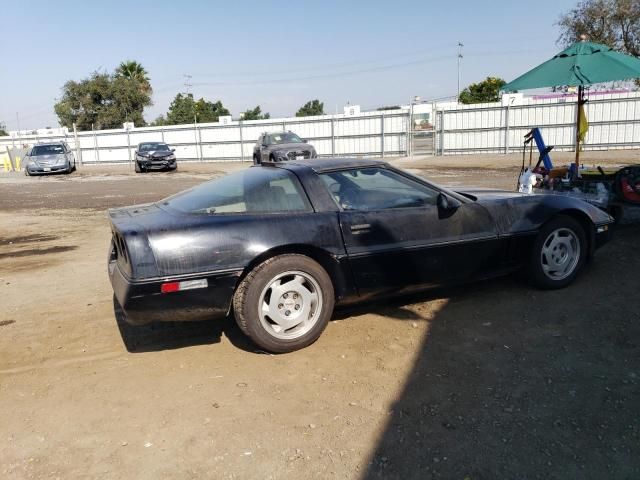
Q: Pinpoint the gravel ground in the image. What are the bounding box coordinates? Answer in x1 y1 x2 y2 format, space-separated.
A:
0 153 638 479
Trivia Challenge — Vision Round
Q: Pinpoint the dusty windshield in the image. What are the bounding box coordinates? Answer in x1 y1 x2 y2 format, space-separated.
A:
139 143 171 152
266 133 303 145
31 144 64 156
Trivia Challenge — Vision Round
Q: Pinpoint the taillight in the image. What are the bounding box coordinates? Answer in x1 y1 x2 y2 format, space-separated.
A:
161 279 208 294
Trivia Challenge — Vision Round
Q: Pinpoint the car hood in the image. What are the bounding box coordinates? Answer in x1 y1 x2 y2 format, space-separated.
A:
31 153 66 165
270 143 313 151
139 150 172 158
456 188 525 201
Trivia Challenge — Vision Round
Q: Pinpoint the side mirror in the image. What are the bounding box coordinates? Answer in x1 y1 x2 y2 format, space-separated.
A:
134 150 138 155
302 139 308 143
437 193 461 217
171 148 175 152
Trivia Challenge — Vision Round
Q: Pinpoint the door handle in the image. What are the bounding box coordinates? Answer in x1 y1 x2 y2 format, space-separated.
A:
350 223 371 234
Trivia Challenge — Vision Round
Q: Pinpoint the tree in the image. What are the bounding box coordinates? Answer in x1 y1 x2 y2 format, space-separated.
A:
241 106 270 120
149 115 169 126
54 68 152 130
296 99 324 117
558 0 640 57
458 76 506 104
0 123 8 136
115 60 152 93
164 93 230 124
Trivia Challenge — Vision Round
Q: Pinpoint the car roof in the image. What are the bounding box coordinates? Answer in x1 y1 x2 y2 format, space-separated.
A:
34 142 66 146
275 157 387 173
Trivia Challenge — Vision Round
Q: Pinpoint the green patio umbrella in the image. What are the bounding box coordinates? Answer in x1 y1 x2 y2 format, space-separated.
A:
503 39 640 166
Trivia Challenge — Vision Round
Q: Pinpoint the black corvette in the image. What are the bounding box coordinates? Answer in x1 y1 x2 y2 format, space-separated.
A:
108 158 613 352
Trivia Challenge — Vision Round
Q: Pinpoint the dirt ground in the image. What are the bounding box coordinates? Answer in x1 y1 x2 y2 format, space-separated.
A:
1 153 639 479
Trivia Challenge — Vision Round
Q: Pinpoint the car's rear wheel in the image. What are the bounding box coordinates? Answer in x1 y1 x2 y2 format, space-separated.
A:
530 215 587 289
233 254 334 353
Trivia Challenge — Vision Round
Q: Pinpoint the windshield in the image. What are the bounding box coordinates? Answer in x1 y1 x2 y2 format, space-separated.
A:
266 132 303 145
139 143 171 152
31 144 65 156
161 167 311 214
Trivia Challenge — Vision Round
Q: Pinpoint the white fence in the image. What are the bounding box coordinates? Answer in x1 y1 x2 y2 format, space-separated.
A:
0 110 410 164
435 91 640 155
2 91 639 162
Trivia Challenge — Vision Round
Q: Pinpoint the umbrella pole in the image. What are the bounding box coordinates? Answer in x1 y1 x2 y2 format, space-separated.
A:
575 85 584 168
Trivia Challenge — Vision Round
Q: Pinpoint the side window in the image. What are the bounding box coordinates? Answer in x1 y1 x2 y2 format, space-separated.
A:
164 168 311 214
320 168 439 211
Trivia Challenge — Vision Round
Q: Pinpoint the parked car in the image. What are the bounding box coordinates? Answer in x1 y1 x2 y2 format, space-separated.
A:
134 142 177 173
24 142 76 175
108 158 613 353
253 131 317 164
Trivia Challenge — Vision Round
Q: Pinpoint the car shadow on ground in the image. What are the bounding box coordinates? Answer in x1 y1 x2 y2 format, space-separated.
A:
112 297 256 353
363 225 640 479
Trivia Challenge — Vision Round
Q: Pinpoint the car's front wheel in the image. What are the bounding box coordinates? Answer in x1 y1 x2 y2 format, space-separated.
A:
233 254 334 353
530 215 587 289
134 161 142 173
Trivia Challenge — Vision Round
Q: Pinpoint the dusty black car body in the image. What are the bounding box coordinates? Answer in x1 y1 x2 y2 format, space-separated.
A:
253 131 317 164
108 158 613 332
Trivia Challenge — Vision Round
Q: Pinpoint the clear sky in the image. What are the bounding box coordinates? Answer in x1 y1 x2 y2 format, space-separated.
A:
1 0 579 130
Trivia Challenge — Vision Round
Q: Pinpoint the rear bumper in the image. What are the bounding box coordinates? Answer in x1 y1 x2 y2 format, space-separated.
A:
109 261 241 325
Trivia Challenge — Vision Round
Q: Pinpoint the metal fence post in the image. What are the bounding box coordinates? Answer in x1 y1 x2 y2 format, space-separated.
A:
440 110 446 156
92 124 100 163
504 104 510 154
380 112 385 158
198 125 204 161
407 105 413 157
282 120 286 131
73 123 82 166
331 117 335 156
161 127 165 142
126 127 132 166
239 120 244 162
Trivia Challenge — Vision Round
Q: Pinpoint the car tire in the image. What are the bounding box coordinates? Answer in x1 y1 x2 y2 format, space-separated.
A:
233 254 334 353
135 161 142 173
529 215 587 289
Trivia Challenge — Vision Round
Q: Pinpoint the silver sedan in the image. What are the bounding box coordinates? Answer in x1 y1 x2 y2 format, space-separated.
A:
24 142 76 176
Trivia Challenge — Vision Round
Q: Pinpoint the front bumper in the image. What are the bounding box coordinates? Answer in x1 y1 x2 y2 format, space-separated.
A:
109 259 240 325
137 158 176 170
26 163 69 174
595 223 613 249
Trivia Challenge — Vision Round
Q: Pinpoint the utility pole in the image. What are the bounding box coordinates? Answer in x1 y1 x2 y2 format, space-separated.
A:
16 112 21 143
183 74 193 96
457 42 464 101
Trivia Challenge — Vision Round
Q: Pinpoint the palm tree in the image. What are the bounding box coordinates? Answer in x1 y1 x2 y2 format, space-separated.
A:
115 60 151 93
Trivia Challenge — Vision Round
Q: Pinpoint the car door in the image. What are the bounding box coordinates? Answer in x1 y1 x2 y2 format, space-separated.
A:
320 167 500 298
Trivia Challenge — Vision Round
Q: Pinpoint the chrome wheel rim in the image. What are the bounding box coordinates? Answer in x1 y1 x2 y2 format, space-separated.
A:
258 270 323 340
540 227 580 281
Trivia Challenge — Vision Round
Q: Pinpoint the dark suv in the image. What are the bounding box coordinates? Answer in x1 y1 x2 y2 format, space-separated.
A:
253 131 317 164
135 142 177 173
